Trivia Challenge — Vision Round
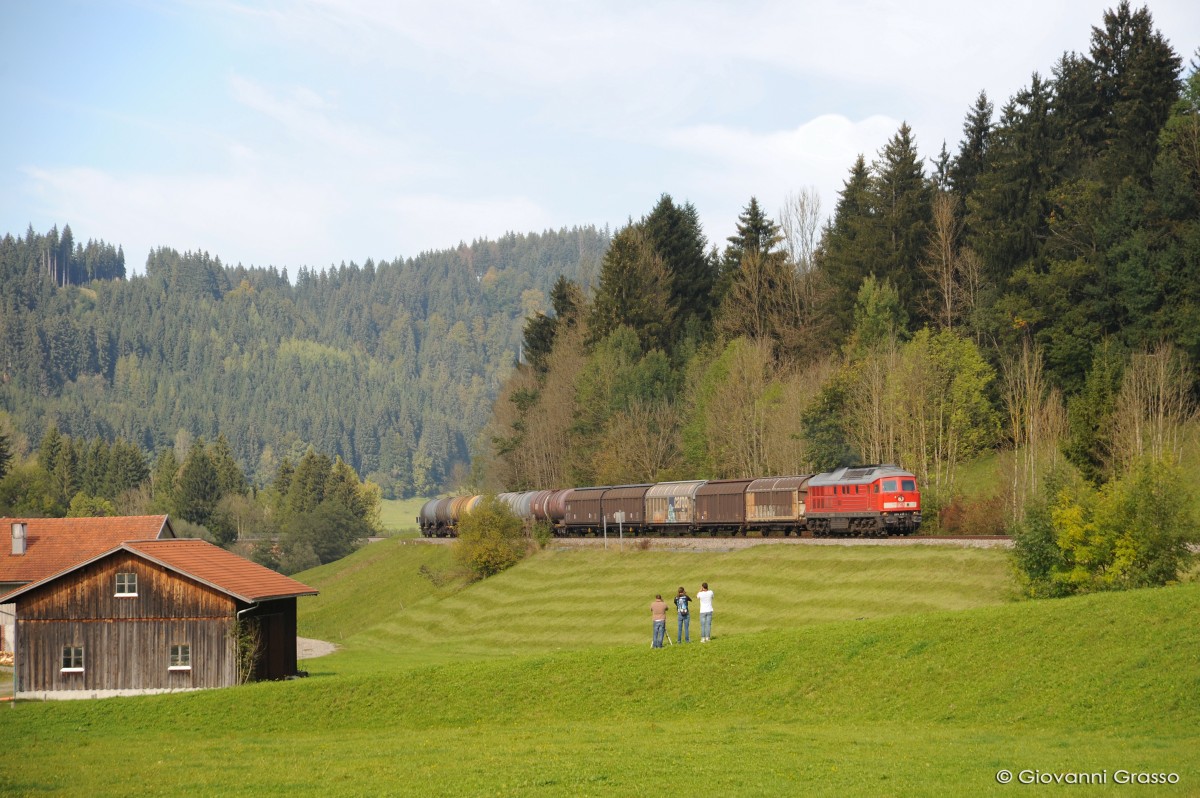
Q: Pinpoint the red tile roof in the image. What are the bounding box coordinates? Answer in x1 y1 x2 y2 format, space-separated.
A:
126 539 317 602
2 538 317 604
0 515 173 586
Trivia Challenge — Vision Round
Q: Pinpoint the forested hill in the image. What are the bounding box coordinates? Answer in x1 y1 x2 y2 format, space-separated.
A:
0 225 608 497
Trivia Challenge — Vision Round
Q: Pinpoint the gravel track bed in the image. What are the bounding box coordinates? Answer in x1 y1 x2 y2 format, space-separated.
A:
412 536 1013 550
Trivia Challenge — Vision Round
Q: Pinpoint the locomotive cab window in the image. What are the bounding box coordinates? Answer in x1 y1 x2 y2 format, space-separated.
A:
883 479 898 492
901 479 916 491
116 572 138 596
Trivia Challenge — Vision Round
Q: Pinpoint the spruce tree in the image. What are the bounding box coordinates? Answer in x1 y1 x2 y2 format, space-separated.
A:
723 196 783 273
1090 1 1182 187
818 155 881 338
209 434 247 497
642 195 714 342
0 429 11 482
967 74 1055 284
588 224 676 353
950 91 994 204
871 123 933 324
177 441 220 527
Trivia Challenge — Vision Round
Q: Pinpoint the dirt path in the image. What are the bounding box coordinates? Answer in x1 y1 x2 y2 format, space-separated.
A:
297 637 338 659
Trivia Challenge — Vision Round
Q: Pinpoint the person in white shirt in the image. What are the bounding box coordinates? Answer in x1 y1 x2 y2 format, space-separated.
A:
697 582 714 642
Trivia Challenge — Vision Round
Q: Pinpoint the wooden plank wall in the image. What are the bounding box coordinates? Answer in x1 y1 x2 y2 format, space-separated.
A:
15 550 238 692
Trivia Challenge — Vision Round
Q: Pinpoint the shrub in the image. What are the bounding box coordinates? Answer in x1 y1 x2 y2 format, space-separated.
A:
1011 459 1198 596
453 495 526 579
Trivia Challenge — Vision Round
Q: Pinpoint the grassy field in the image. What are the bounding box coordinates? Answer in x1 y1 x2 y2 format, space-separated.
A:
321 542 1015 671
3 541 1197 796
377 496 429 536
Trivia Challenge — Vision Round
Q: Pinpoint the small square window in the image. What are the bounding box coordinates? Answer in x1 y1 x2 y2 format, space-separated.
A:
170 644 191 670
62 646 84 672
116 572 138 596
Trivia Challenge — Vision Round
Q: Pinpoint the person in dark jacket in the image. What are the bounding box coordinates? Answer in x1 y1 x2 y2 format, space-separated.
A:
674 586 691 643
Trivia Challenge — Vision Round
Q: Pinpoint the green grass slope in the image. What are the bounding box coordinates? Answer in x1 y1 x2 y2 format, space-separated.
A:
377 497 429 536
3 582 1196 796
295 538 465 644
301 542 1015 670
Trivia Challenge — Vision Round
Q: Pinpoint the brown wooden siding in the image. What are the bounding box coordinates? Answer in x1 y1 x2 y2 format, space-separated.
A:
14 550 240 693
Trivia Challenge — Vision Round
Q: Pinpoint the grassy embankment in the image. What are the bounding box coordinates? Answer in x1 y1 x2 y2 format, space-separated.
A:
377 496 428 536
3 541 1197 796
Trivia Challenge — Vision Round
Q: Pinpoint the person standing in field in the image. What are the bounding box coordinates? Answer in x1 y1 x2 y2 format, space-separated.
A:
674 586 691 643
651 594 668 648
697 582 714 642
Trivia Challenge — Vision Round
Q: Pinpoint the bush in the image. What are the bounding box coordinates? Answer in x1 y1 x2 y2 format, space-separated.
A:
453 495 526 579
1011 459 1198 596
939 493 1009 536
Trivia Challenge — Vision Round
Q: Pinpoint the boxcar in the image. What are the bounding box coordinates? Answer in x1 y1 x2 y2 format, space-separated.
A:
694 479 754 535
645 481 705 534
603 484 652 532
563 487 607 532
745 475 813 536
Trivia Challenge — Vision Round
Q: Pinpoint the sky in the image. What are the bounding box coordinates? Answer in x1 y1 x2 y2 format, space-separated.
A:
2 1 1198 276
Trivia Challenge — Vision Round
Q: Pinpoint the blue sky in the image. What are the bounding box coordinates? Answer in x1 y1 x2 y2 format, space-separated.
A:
2 1 1198 274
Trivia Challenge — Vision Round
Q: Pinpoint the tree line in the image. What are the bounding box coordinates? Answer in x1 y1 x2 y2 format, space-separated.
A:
482 3 1199 593
0 226 608 499
0 420 381 575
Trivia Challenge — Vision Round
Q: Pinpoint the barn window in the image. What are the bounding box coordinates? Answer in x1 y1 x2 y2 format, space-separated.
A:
116 572 138 596
169 644 191 670
61 646 84 672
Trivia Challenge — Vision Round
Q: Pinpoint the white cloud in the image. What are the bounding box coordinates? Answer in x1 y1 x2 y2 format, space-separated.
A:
21 162 552 272
24 165 339 270
661 113 902 243
384 194 554 253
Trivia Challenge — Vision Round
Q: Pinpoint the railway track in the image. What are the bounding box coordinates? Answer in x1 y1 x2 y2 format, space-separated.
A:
412 535 1014 549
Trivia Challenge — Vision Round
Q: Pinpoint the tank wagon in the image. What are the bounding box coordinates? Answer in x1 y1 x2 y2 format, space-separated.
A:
418 465 921 539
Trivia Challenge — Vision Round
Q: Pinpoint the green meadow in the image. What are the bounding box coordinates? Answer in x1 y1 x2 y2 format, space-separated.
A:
377 497 429 536
2 540 1197 796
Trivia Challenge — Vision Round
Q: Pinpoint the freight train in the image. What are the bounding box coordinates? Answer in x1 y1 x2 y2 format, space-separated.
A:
418 464 922 539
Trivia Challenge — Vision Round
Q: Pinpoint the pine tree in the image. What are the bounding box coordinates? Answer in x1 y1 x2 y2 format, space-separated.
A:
151 449 180 513
0 429 11 481
588 224 676 353
950 91 994 204
177 441 220 527
817 155 881 337
722 197 783 274
968 74 1055 283
289 449 332 514
37 424 62 474
872 123 933 323
642 195 715 342
1090 1 1182 186
208 434 247 497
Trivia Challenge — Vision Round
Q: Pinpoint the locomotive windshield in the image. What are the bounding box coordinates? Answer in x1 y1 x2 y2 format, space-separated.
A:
901 479 916 491
882 479 897 491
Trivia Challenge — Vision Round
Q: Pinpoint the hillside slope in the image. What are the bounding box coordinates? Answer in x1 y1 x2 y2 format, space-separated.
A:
4 579 1196 796
297 541 1016 670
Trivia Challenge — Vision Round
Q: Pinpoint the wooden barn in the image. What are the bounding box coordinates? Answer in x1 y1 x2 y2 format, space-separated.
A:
1 516 177 656
3 538 317 699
